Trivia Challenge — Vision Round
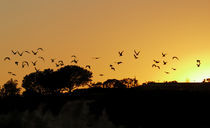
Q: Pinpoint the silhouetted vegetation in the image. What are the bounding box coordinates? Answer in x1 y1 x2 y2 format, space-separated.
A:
0 79 20 97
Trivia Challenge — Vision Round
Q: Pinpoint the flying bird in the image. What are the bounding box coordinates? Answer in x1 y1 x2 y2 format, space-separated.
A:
172 56 179 60
55 63 60 67
118 51 124 56
162 53 167 57
4 57 10 61
115 61 123 65
134 50 140 56
11 50 18 55
15 61 19 66
99 74 104 76
171 68 176 71
32 61 37 66
32 50 38 55
93 57 100 59
164 71 170 74
163 61 167 65
109 64 113 67
24 50 30 54
85 65 91 69
152 64 160 69
111 67 115 71
8 72 16 76
17 51 24 56
34 67 40 72
22 61 29 67
58 60 64 66
153 60 160 63
196 60 201 67
51 58 56 63
37 48 44 51
71 59 78 64
71 55 76 58
38 56 45 61
134 54 138 59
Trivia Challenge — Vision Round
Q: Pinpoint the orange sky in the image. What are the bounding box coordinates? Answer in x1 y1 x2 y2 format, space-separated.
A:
0 0 210 86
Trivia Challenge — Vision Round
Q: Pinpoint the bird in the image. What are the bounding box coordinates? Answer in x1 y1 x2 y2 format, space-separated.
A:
99 74 104 76
162 52 167 57
32 50 38 55
134 54 138 59
4 57 10 61
11 50 18 55
152 64 157 68
156 66 160 69
12 73 16 76
110 64 113 67
22 61 29 67
24 50 30 54
15 61 19 66
93 57 100 59
17 51 24 56
71 55 76 58
55 63 60 67
134 50 140 56
153 60 160 63
111 67 115 71
8 72 12 74
165 72 169 74
171 68 176 71
51 58 56 63
163 61 167 65
58 60 64 66
38 56 45 61
34 67 40 72
116 61 123 65
37 48 44 51
118 51 124 56
172 56 179 60
196 60 201 67
32 61 37 66
71 59 78 64
85 65 91 69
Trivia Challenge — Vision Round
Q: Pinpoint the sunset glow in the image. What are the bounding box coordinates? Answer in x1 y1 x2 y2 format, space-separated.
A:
0 0 210 86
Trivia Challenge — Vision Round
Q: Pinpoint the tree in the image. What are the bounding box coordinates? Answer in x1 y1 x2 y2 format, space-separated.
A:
22 65 92 96
120 78 138 88
1 79 20 97
103 79 126 88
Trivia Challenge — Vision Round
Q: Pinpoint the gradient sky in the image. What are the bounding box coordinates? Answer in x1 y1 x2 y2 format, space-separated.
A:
0 0 210 86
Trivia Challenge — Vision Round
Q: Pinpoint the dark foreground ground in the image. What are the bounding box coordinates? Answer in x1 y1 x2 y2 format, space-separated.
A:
1 87 210 128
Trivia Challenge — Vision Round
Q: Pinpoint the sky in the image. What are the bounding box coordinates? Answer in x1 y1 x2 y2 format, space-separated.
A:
0 0 210 86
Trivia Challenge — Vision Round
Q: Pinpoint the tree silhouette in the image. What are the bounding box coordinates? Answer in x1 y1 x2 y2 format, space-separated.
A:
22 65 92 96
103 79 126 88
0 79 20 97
120 78 138 88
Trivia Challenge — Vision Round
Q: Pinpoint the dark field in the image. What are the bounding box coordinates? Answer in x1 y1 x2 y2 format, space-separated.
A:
1 83 210 128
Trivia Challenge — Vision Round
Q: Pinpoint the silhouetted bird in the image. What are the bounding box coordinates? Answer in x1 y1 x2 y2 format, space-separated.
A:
8 72 16 76
162 52 167 57
55 63 60 67
58 60 64 66
172 56 179 60
72 55 76 58
152 64 156 68
51 58 56 63
71 59 78 64
32 61 37 66
134 54 138 59
134 50 140 56
37 48 44 51
38 56 45 61
34 67 40 72
171 68 176 71
152 64 160 69
116 61 123 65
4 57 10 61
22 61 29 67
93 57 100 59
110 64 113 67
196 60 201 67
163 61 167 65
118 51 124 56
85 65 91 69
15 61 19 66
24 50 30 54
164 71 170 74
32 50 38 55
156 66 160 69
153 60 160 63
11 50 18 55
99 74 104 76
17 51 24 56
111 67 115 71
